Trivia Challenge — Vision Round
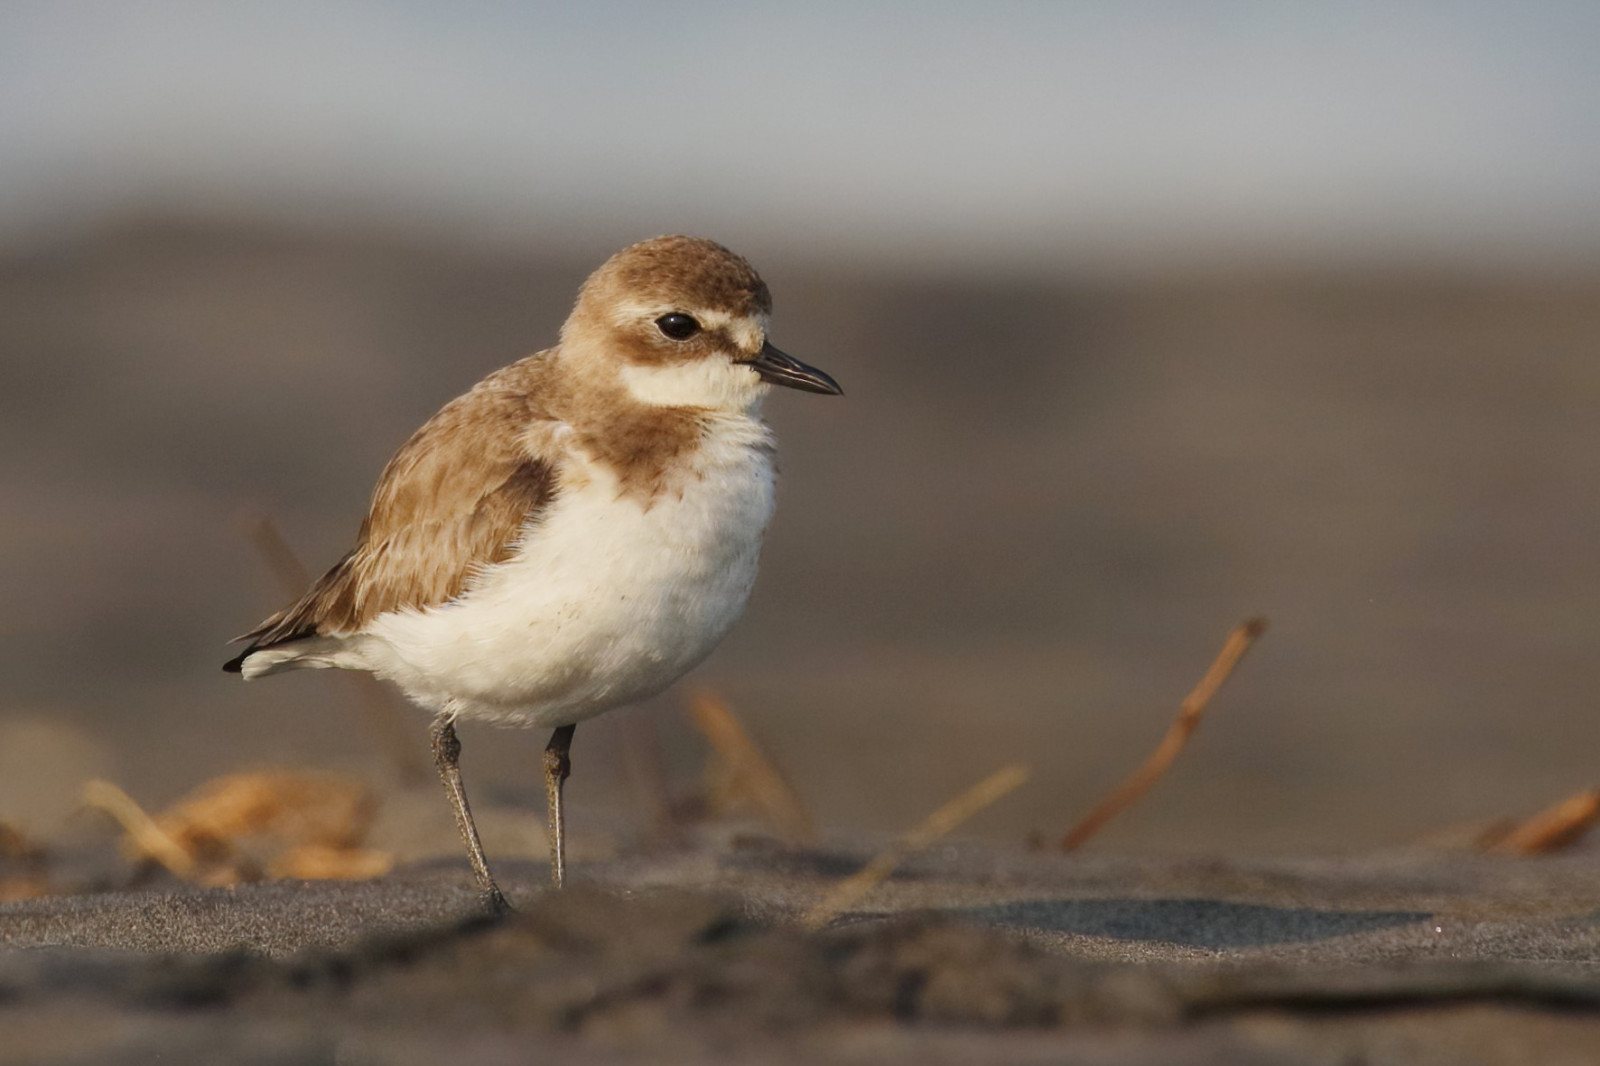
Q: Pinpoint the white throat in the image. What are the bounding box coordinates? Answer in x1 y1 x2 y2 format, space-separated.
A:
620 358 770 412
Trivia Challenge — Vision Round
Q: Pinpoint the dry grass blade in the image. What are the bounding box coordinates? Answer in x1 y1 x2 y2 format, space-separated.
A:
1487 789 1600 855
0 821 41 863
619 714 686 848
801 763 1031 931
83 772 390 886
236 508 427 784
157 771 377 852
239 507 313 591
268 843 394 880
687 689 817 844
0 820 53 901
1060 617 1267 852
80 779 196 878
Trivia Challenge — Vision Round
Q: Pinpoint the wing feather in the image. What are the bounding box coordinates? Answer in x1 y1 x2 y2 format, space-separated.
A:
226 357 560 669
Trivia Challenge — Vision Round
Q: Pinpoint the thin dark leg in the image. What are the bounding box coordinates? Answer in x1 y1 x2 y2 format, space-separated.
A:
429 715 509 914
543 724 576 888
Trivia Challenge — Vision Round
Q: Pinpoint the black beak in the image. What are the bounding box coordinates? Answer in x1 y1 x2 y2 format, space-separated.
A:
743 341 843 396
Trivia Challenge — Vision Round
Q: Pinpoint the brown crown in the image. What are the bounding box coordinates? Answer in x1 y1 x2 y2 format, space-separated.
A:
577 235 772 319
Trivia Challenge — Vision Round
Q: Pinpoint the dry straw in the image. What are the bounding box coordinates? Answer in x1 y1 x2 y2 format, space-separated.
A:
1487 788 1600 855
687 689 818 844
802 762 1031 930
1060 617 1266 851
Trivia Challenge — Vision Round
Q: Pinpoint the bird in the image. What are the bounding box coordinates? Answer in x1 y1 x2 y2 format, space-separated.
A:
224 235 841 911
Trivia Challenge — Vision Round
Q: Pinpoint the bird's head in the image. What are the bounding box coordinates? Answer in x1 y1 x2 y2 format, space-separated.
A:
562 235 842 411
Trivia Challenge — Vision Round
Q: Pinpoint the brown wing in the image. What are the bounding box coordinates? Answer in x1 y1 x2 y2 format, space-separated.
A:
226 359 559 667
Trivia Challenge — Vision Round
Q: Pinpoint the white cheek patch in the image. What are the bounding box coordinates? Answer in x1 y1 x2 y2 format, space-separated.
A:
730 319 765 352
621 359 768 410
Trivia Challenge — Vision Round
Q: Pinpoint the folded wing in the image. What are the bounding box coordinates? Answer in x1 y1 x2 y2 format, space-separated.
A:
225 359 559 672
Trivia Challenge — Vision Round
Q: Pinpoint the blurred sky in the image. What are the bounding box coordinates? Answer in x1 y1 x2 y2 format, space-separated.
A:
4 1 1600 269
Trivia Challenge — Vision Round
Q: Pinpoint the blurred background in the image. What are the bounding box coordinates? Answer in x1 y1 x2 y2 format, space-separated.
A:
3 1 1599 856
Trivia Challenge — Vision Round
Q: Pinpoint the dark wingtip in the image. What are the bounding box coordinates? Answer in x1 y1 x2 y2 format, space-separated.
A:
222 650 249 674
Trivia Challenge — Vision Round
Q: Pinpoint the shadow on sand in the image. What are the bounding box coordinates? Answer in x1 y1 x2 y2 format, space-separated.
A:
959 897 1432 950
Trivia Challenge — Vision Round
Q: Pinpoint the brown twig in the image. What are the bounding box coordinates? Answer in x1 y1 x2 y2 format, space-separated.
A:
80 779 197 878
686 689 817 844
1486 789 1600 855
83 772 393 885
802 763 1031 930
239 508 313 591
1060 617 1267 852
0 821 53 901
619 713 687 848
236 508 427 784
0 821 42 864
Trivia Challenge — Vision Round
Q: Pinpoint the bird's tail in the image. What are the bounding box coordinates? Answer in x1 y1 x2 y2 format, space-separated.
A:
224 636 349 680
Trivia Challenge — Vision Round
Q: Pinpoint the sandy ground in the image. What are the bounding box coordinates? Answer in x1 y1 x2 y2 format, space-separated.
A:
6 220 1600 1063
7 833 1600 1064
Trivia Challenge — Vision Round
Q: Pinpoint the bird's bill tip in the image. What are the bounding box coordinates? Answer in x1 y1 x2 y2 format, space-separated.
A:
744 342 843 396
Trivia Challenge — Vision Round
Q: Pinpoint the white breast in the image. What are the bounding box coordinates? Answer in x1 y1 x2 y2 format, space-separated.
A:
357 415 776 728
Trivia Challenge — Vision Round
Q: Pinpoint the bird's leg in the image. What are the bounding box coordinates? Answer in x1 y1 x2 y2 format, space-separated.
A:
543 724 576 888
429 715 509 915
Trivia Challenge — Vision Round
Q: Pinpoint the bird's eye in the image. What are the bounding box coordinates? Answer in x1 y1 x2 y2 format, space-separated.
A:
655 312 701 340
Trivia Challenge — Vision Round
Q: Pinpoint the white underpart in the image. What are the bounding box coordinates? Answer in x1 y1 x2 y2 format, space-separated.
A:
341 412 777 728
621 357 769 410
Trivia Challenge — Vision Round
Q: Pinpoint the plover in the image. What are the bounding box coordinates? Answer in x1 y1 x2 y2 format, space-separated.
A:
225 236 841 910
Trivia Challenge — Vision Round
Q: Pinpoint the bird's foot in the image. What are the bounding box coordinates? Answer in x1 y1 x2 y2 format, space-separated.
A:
481 884 513 917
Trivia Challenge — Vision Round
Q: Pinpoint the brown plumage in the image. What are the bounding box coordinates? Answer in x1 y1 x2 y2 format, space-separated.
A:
575 234 773 330
227 236 766 668
228 359 560 662
224 235 843 905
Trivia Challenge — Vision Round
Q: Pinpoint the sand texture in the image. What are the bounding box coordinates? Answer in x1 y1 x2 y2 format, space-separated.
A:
6 842 1600 1064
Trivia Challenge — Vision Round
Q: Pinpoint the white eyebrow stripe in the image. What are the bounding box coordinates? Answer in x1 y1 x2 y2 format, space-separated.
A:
612 301 734 329
692 309 736 331
611 303 765 352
